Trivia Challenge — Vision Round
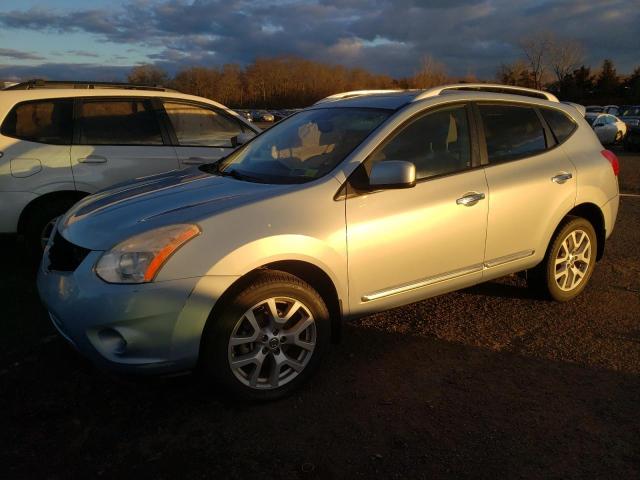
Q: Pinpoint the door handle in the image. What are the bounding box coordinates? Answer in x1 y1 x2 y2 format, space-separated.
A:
78 155 107 164
183 157 207 165
456 192 485 207
551 172 573 184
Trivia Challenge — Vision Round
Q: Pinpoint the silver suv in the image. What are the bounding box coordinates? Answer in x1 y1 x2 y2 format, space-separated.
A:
0 80 257 253
37 84 620 400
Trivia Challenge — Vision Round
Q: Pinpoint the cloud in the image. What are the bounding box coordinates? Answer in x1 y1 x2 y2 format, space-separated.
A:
0 0 638 79
0 48 45 61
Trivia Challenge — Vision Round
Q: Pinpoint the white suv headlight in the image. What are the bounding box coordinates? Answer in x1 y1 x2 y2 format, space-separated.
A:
95 224 201 283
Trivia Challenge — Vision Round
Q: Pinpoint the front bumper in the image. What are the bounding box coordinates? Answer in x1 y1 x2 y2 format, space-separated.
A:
37 248 238 375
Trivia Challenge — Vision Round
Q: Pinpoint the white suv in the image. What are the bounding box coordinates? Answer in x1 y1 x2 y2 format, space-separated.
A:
0 80 257 252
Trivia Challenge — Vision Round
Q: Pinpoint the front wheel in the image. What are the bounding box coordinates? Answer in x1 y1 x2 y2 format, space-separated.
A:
528 217 597 302
200 271 331 401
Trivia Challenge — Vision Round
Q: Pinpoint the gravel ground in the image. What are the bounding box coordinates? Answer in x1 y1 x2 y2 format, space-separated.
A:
1 149 639 479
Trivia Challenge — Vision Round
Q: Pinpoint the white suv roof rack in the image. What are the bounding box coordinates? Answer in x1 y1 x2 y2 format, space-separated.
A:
412 83 559 102
314 89 404 105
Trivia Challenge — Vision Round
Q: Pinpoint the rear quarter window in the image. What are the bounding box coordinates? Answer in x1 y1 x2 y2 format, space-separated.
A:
540 108 577 144
0 99 73 145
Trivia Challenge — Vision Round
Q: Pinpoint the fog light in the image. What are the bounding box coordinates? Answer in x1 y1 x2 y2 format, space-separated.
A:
98 328 127 355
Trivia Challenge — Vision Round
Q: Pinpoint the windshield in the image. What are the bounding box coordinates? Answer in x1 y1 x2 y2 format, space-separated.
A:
216 108 391 184
586 116 596 126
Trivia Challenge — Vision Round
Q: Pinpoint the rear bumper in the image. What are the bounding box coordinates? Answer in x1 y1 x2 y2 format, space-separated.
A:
37 249 238 375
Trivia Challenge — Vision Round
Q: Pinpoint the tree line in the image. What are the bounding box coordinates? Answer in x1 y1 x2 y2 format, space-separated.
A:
497 32 640 106
128 56 451 108
129 43 640 108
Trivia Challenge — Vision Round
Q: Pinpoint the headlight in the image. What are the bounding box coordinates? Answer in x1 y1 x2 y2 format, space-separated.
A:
95 224 201 283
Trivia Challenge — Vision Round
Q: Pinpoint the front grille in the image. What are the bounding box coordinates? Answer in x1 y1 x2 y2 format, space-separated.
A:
48 232 90 272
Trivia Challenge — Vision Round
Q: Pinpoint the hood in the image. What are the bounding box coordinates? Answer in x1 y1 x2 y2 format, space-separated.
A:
59 167 289 250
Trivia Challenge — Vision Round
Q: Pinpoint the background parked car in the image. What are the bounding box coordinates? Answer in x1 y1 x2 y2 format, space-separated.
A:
619 105 640 151
585 113 627 145
0 80 258 253
603 105 620 116
252 110 275 122
585 105 604 113
234 109 253 122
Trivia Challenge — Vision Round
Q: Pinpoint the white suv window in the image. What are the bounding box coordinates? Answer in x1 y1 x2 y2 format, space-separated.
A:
1 99 73 145
163 102 246 147
79 99 164 145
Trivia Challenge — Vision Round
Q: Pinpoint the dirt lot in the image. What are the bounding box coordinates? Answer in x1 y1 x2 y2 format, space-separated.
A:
2 149 639 479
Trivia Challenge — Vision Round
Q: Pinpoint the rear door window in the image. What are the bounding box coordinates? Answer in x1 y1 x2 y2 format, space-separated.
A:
163 102 247 147
78 99 163 145
479 104 547 163
540 108 577 144
1 99 73 144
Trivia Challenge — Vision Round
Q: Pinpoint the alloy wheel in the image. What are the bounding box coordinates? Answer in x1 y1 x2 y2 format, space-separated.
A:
228 296 317 390
554 229 592 291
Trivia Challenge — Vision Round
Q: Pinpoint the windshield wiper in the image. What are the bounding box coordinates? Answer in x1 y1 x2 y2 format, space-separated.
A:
218 168 264 183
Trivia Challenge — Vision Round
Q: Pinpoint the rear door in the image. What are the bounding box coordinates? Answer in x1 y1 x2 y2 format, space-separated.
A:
161 100 255 167
478 103 577 276
70 97 179 192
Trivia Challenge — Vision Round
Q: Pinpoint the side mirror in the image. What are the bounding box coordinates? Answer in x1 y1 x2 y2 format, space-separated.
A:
369 160 416 189
231 132 256 147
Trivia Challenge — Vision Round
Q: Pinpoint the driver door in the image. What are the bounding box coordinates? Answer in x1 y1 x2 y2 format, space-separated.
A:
345 104 488 315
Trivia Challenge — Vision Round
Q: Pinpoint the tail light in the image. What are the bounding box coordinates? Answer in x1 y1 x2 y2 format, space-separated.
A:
601 149 619 176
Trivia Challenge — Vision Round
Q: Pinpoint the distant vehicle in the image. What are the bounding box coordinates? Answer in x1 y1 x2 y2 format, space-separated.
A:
619 105 640 151
603 105 620 116
0 80 258 253
235 109 253 122
585 105 604 113
252 110 275 122
38 83 619 400
585 113 627 145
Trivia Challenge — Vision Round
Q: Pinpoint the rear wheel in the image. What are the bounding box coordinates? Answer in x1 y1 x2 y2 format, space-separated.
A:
528 217 597 302
200 271 330 401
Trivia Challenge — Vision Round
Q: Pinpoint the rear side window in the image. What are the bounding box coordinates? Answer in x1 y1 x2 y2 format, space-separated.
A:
163 102 247 147
540 108 577 144
479 104 546 163
1 99 73 145
79 100 163 145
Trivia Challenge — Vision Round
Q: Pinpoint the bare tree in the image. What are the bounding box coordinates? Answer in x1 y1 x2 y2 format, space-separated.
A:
497 60 535 87
409 56 449 89
127 64 168 86
548 38 584 82
519 33 554 89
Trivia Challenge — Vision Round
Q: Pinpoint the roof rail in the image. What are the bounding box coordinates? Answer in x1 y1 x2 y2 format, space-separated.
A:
413 83 559 102
4 79 177 92
314 89 404 105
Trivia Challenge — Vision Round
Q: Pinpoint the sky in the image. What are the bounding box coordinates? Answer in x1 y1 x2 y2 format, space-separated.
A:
0 0 638 81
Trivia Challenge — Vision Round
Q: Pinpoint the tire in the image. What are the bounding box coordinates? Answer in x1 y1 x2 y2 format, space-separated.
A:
528 216 597 302
200 270 331 401
23 197 78 258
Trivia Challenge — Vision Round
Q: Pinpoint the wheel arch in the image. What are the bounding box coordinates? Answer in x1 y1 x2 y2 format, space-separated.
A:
201 259 343 351
17 190 90 235
565 202 606 261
